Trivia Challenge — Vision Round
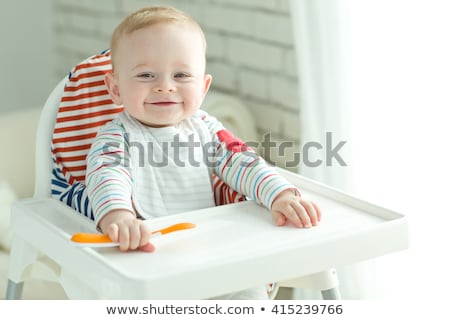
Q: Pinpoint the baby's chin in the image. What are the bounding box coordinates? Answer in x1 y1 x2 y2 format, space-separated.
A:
137 119 175 128
133 108 200 128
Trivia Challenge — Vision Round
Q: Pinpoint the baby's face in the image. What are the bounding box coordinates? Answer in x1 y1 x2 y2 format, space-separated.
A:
111 23 211 127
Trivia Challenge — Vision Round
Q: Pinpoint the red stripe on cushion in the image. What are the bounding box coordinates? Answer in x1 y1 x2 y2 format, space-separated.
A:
54 120 111 133
69 70 109 82
64 80 108 92
55 155 87 162
72 59 111 74
61 90 110 102
56 109 121 123
57 99 117 113
52 132 98 143
63 164 87 172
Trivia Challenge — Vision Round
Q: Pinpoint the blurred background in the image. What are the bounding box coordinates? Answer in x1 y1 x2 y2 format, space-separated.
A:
1 0 449 302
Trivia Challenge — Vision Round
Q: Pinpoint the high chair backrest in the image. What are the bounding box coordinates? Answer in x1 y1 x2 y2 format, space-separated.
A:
51 50 123 188
34 78 66 198
44 50 245 219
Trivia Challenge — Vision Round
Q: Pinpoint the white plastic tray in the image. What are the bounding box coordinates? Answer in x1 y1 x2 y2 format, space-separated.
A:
12 169 408 299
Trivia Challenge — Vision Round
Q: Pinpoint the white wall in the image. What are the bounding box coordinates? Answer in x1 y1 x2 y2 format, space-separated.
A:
0 0 55 113
52 0 301 169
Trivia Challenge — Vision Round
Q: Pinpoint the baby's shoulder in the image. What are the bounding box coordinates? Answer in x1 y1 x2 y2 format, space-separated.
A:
96 114 127 136
191 110 224 133
192 110 209 122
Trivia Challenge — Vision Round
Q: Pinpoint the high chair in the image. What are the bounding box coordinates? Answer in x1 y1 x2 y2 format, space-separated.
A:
5 51 409 300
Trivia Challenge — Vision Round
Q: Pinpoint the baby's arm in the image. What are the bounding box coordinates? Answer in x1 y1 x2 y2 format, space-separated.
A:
271 189 321 228
98 209 155 252
203 112 321 228
86 122 154 252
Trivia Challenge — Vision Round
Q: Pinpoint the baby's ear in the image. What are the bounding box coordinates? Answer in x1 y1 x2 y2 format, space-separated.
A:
202 74 212 98
104 73 122 105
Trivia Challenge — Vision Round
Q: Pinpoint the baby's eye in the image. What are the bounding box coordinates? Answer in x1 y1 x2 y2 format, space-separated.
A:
174 72 191 79
137 73 155 79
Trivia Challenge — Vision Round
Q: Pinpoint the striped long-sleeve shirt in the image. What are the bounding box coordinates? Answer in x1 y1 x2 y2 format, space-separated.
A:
85 110 295 226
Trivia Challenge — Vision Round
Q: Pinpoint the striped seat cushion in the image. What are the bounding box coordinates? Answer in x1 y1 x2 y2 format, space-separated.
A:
52 50 123 185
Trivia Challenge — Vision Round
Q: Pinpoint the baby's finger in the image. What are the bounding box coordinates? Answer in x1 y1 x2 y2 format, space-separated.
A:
299 199 319 226
139 242 156 253
292 202 312 228
128 223 141 250
281 205 304 228
138 223 152 248
117 225 131 251
106 223 119 243
272 210 288 226
311 201 322 222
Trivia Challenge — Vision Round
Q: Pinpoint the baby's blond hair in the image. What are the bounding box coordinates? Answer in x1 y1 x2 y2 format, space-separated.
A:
110 6 206 70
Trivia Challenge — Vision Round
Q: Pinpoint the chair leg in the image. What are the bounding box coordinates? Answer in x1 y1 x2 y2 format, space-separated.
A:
279 268 341 299
321 287 341 300
6 236 41 300
5 280 24 300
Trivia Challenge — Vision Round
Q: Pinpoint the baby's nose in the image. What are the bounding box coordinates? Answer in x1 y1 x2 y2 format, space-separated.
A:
153 78 175 93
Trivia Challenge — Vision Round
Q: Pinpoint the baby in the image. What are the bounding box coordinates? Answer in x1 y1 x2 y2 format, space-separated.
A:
86 6 321 299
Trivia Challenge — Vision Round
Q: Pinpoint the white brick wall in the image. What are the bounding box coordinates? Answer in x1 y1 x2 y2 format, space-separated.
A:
227 37 285 71
52 0 301 170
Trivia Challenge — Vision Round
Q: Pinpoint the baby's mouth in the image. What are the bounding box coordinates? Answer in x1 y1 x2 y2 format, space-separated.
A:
149 101 180 107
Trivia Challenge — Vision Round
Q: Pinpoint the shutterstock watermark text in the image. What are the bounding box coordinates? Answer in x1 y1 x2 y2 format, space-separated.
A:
102 131 347 169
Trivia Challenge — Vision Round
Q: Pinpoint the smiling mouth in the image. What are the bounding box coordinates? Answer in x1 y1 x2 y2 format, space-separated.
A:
150 101 180 107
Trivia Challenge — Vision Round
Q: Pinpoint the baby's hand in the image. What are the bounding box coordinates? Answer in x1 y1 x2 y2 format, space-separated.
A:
99 209 155 252
271 189 321 228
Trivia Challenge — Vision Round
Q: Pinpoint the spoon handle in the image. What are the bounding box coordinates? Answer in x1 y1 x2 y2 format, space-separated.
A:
70 222 196 246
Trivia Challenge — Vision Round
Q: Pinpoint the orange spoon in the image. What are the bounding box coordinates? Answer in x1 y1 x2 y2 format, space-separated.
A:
71 222 196 247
